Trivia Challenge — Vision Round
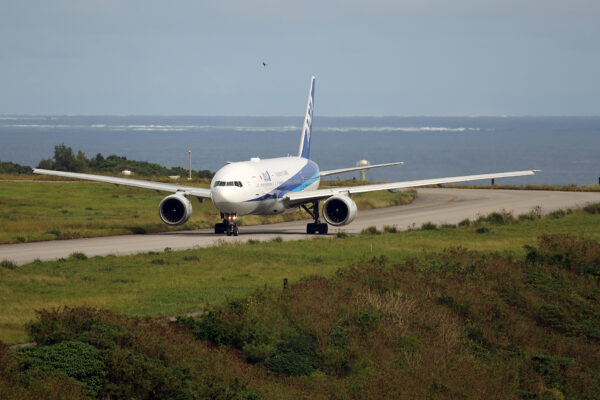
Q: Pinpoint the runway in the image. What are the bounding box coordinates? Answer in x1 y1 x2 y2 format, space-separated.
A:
1 188 599 265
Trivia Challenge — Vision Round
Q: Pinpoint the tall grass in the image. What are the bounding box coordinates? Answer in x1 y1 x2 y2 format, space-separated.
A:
2 233 599 398
1 204 599 344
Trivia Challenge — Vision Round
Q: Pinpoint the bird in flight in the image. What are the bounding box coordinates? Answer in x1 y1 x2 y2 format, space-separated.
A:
262 62 267 67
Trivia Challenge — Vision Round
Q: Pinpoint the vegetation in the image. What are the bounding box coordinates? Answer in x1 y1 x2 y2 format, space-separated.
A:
1 227 600 398
0 160 32 174
0 204 598 345
37 143 214 178
0 179 416 244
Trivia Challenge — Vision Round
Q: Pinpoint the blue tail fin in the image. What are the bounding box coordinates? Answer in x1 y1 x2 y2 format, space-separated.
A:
298 76 315 159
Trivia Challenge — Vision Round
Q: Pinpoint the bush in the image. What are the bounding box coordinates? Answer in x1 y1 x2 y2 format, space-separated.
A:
421 222 437 230
361 226 381 235
243 343 275 363
547 209 567 219
69 252 88 261
17 341 107 397
475 226 490 234
440 223 456 229
265 335 318 376
0 160 33 174
526 234 600 276
383 225 398 233
336 231 349 238
0 260 17 270
480 210 514 225
582 203 600 214
458 218 471 227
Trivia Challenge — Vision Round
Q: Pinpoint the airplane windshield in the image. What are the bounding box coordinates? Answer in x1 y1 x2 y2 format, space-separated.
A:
214 181 243 187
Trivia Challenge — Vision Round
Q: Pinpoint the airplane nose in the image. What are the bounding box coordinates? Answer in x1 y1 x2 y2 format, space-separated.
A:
212 187 238 213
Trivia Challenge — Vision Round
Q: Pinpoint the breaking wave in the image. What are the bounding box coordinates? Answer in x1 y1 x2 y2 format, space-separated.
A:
0 123 480 133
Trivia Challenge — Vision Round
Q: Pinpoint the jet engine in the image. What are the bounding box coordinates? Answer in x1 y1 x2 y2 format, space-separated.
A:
158 193 192 226
322 195 357 226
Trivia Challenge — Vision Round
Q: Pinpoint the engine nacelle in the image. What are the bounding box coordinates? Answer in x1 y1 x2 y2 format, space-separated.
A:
322 195 357 226
158 193 192 226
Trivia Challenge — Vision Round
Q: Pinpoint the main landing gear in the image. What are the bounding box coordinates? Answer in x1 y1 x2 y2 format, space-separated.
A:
302 201 328 235
215 214 239 236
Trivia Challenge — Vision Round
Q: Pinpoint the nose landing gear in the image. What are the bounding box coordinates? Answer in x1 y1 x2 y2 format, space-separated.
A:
214 214 239 236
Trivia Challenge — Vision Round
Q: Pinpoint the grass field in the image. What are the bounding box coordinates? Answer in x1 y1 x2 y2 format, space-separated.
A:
0 176 415 244
1 205 598 344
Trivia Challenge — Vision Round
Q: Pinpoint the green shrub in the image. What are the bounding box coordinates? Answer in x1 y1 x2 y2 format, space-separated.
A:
17 341 107 397
421 222 437 230
265 335 318 376
547 209 567 219
482 210 514 225
0 260 17 270
127 226 147 234
383 225 398 233
360 226 380 235
242 343 275 363
475 226 490 234
582 202 600 214
440 223 456 229
150 258 165 265
526 234 600 276
69 252 88 261
336 231 349 238
458 218 471 227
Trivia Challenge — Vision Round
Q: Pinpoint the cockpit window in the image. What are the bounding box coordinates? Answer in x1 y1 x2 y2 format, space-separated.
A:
214 180 243 187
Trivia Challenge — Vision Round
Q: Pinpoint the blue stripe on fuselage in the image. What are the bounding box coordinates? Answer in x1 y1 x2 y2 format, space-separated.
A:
247 159 319 202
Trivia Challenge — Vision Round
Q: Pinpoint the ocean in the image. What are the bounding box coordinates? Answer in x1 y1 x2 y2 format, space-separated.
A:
1 116 599 186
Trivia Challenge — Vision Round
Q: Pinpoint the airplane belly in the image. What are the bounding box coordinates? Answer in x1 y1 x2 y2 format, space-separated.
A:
251 198 290 215
214 200 258 216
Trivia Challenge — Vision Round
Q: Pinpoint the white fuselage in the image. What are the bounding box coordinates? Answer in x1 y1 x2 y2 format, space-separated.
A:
210 156 320 216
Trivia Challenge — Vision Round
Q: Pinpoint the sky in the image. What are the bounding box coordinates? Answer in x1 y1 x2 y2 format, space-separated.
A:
1 0 599 116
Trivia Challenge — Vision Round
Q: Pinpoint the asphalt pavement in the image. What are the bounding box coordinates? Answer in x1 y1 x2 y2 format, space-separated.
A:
1 188 599 265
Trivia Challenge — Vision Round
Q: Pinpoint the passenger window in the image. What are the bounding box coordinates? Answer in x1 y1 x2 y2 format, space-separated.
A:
226 181 234 186
235 181 242 187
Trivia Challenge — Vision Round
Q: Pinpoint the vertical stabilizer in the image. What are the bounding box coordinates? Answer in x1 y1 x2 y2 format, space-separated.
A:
298 76 315 159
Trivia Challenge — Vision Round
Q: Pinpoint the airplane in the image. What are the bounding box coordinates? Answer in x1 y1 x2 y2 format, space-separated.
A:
34 76 539 236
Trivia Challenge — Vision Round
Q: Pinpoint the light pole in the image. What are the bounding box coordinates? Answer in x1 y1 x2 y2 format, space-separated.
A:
188 150 192 180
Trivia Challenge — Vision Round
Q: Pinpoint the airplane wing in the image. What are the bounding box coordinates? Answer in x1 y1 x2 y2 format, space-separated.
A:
286 170 540 204
319 161 404 177
33 169 212 199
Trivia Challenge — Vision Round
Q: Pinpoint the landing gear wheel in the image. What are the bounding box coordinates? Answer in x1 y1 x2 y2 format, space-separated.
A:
214 223 225 234
226 224 233 236
233 226 239 236
318 223 328 234
306 222 328 234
